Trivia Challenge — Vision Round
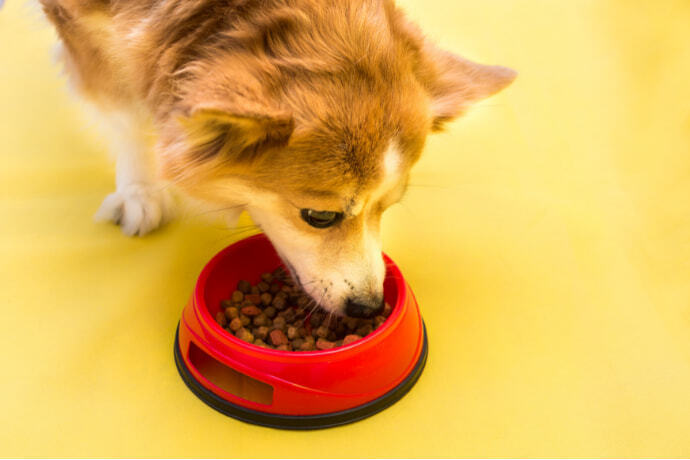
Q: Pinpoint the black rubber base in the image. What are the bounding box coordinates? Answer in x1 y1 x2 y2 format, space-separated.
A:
174 323 428 430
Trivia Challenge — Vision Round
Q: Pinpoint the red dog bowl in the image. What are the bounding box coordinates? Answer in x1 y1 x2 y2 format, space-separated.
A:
174 233 427 429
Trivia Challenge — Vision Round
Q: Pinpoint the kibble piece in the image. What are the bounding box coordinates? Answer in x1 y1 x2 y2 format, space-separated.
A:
263 306 277 318
255 326 269 340
260 292 272 306
309 313 322 328
215 311 227 327
237 280 252 294
241 305 262 317
260 272 274 283
315 325 330 338
297 295 310 308
297 326 307 338
291 338 304 349
343 334 362 346
250 286 260 295
253 313 269 327
257 281 270 293
236 328 254 343
282 308 297 322
356 324 373 337
269 329 288 346
327 331 337 341
239 314 251 327
276 344 290 351
272 295 287 310
280 285 292 294
335 340 343 347
374 315 387 328
299 340 315 351
316 338 336 350
287 326 299 340
254 339 270 348
245 294 261 305
272 316 287 330
269 283 281 294
229 317 242 332
231 290 244 303
344 316 359 330
383 302 393 316
221 299 234 310
224 306 239 320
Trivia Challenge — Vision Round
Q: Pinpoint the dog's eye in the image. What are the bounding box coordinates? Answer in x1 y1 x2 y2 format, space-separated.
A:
300 209 343 228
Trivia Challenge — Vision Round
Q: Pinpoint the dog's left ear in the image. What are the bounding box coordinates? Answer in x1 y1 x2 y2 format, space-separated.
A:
178 99 295 164
416 42 517 131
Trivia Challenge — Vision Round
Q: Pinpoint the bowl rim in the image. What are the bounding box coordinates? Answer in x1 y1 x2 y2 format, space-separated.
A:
193 233 408 357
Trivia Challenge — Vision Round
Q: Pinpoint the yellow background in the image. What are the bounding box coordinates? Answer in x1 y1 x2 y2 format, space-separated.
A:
2 0 690 457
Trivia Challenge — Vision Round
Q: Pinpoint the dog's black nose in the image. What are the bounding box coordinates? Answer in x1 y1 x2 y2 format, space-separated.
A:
345 298 384 318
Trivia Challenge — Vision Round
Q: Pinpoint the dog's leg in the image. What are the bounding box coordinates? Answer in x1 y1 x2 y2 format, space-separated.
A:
93 107 175 236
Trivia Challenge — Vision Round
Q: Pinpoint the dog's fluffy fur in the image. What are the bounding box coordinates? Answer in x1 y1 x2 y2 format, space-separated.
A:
41 0 515 314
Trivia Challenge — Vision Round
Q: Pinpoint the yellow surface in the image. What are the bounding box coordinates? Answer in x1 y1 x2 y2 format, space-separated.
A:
1 0 690 457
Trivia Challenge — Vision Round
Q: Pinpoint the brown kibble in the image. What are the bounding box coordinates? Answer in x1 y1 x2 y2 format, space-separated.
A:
287 326 299 340
291 338 304 349
272 316 287 330
315 325 330 338
229 317 242 332
255 326 269 340
281 285 292 294
374 315 387 328
344 316 359 330
269 329 288 346
260 292 272 306
220 299 234 310
241 305 262 317
260 272 274 283
236 328 254 343
254 339 269 348
356 324 373 337
299 340 315 351
282 308 297 322
224 306 239 320
240 314 251 327
231 290 244 303
253 313 269 327
272 295 287 310
343 334 362 346
257 281 270 292
297 327 307 337
215 311 227 327
245 294 261 305
264 306 277 318
316 338 336 350
383 302 393 316
327 331 337 341
237 280 252 294
250 286 260 295
309 313 322 328
276 344 290 351
269 283 281 294
297 295 310 307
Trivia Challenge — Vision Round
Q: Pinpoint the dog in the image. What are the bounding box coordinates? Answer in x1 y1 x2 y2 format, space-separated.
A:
40 0 515 317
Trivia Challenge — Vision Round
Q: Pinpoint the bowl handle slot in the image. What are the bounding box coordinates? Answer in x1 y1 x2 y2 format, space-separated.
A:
188 342 274 405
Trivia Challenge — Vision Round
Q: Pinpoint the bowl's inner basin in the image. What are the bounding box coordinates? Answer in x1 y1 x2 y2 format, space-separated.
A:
200 235 401 331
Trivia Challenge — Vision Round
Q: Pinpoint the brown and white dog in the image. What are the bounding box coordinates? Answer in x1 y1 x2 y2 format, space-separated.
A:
40 0 515 317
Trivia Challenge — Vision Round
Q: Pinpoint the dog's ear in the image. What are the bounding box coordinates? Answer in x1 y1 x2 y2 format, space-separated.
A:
178 97 295 164
417 42 517 131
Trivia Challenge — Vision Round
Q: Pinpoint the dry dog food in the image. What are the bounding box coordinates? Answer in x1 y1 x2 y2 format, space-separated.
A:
216 267 393 351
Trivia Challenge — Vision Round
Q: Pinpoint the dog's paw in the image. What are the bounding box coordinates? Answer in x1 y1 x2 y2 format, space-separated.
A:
94 183 175 236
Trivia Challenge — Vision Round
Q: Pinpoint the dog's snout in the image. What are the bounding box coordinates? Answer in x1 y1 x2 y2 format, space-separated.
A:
345 298 384 318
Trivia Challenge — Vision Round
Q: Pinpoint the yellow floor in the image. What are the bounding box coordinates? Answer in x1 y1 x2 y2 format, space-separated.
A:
2 0 690 457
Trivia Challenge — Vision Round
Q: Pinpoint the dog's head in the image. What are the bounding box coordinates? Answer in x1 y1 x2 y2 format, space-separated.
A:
159 1 515 316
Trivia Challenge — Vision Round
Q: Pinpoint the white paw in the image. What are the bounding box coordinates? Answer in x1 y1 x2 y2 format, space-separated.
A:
94 183 175 236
